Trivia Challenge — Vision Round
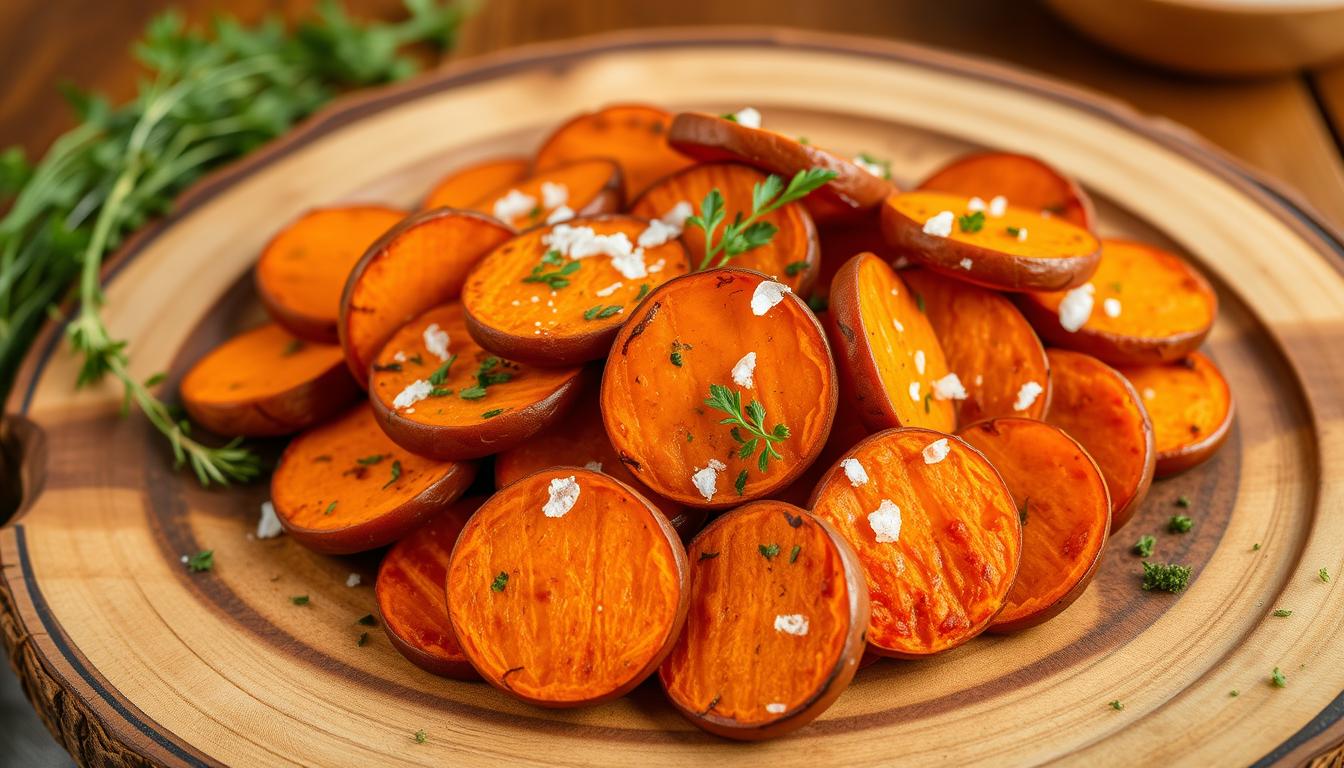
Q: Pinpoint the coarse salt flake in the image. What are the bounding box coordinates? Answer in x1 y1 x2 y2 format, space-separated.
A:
346 573 361 588
1013 381 1044 412
583 460 603 472
492 189 536 221
854 157 885 177
765 703 787 714
868 500 902 543
840 457 869 487
1058 283 1095 332
750 280 791 316
393 379 433 410
988 195 1008 217
595 281 623 297
914 350 926 375
923 438 951 464
1103 298 1122 318
257 501 283 539
393 350 407 362
1016 227 1029 242
691 459 727 501
731 352 757 389
967 196 986 212
774 614 810 636
543 476 581 518
908 381 921 402
923 210 954 237
959 258 973 270
893 318 905 332
931 372 968 401
422 323 450 361
540 181 568 209
732 107 761 128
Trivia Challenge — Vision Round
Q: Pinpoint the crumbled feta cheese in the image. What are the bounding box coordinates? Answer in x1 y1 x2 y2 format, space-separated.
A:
422 322 450 361
180 555 188 564
492 189 536 221
583 460 603 472
393 350 407 363
967 196 986 212
732 107 761 128
1013 381 1044 412
931 372 968 401
1015 227 1029 242
988 195 1008 217
545 224 648 278
691 459 727 501
854 157 884 177
975 374 984 386
922 438 951 464
774 614 809 636
750 280 791 316
893 318 905 332
663 201 694 227
545 205 574 225
540 181 568 209
923 210 954 237
959 258 973 270
393 379 433 410
914 350 926 375
1142 387 1156 400
908 381 921 401
257 501 283 539
595 281 623 297
608 249 648 280
840 457 869 487
731 352 757 389
647 259 665 273
637 218 680 248
1103 298 1122 318
346 573 361 588
868 500 902 543
543 475 581 518
1058 283 1095 332
765 703 787 714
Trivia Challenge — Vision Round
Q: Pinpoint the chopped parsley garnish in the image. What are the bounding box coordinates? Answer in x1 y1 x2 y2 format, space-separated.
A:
382 460 402 489
1175 495 1191 508
459 386 487 400
789 545 801 564
428 387 452 397
1272 608 1293 617
357 614 378 627
1169 515 1193 533
427 355 457 386
583 304 623 321
1321 567 1332 583
698 551 720 561
459 357 513 400
185 550 214 572
407 353 423 366
720 111 739 122
356 454 388 466
481 408 505 419
670 351 683 367
522 249 580 288
372 362 402 372
1230 690 1239 697
1133 535 1156 558
291 595 310 606
1108 700 1124 711
734 469 748 496
807 295 828 313
686 168 838 270
759 543 781 560
784 260 810 276
490 571 508 592
1005 226 1023 238
357 632 369 647
413 730 428 744
706 383 791 473
1109 281 1123 293
281 339 305 356
1252 543 1262 551
1271 667 1287 688
324 501 337 515
856 152 892 180
914 290 926 313
1141 561 1191 593
635 283 651 302
1018 497 1030 525
923 392 932 414
957 211 985 233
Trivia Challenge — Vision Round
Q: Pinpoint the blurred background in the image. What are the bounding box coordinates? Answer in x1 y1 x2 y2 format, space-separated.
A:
2 0 1342 765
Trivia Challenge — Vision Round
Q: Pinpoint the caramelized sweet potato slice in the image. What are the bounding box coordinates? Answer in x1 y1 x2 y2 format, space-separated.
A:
495 388 705 540
660 500 869 740
469 158 622 230
809 428 1021 657
629 162 819 293
423 156 529 210
880 191 1100 292
1120 352 1235 476
957 418 1110 632
461 215 690 365
602 269 837 508
369 303 584 461
917 152 1095 229
376 496 481 678
1045 349 1155 530
667 112 894 222
902 269 1051 424
180 323 359 437
255 206 405 343
827 254 957 433
533 104 695 198
1017 239 1217 365
339 208 514 386
447 468 689 707
271 402 476 554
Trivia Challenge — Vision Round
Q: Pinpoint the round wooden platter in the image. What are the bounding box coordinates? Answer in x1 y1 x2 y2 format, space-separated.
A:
2 28 1343 768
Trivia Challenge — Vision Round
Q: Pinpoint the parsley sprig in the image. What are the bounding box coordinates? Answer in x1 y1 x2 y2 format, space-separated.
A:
459 356 512 400
686 168 837 271
704 383 791 473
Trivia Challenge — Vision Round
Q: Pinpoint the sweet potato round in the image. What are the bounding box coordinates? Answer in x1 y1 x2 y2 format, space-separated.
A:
957 418 1111 633
446 468 689 707
255 206 406 343
808 427 1021 658
533 104 695 198
629 162 819 294
375 496 481 678
1120 352 1235 476
917 151 1095 229
180 323 360 437
601 268 837 508
469 158 623 230
880 191 1101 292
271 402 477 555
667 112 894 222
827 253 957 433
902 269 1051 424
339 208 514 386
659 500 869 740
423 156 529 211
1045 349 1155 531
461 214 690 366
1017 239 1218 366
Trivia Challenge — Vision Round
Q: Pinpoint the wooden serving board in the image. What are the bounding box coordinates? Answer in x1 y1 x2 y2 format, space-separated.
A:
2 29 1343 768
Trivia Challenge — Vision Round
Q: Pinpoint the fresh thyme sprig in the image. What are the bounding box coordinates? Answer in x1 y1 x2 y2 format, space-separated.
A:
704 383 791 473
686 168 838 271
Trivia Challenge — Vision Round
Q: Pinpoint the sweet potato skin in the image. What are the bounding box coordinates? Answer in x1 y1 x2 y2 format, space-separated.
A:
1121 352 1235 476
917 151 1095 229
534 104 695 198
470 158 623 230
271 403 477 555
957 418 1110 633
659 500 869 741
423 157 530 211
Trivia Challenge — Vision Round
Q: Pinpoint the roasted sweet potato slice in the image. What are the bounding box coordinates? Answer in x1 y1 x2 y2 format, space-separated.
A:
809 428 1021 658
339 208 514 386
629 162 819 294
667 112 894 222
827 254 957 433
1120 352 1235 476
917 152 1095 229
468 158 622 230
181 323 359 437
423 156 529 211
368 303 584 460
271 402 477 555
1045 349 1155 530
376 496 481 678
255 206 405 343
1017 239 1217 365
533 104 695 198
957 418 1110 632
602 269 837 508
495 388 705 540
880 191 1100 292
446 468 689 707
461 215 691 365
902 269 1051 424
660 500 869 740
